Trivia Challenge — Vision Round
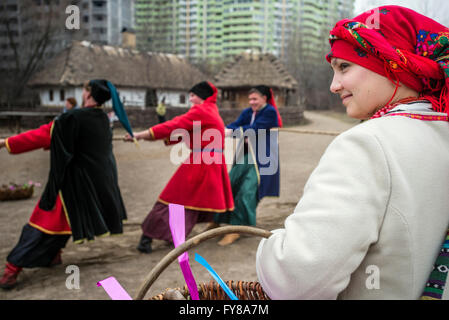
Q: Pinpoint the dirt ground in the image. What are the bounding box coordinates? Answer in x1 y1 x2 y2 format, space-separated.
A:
0 111 358 300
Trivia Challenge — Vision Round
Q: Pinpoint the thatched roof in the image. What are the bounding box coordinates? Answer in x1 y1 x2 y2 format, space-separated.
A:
28 41 207 90
214 50 298 90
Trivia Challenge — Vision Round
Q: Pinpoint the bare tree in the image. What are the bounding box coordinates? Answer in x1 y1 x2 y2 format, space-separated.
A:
284 3 351 111
0 0 71 106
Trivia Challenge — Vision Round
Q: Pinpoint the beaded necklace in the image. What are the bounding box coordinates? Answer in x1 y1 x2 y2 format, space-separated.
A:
370 97 428 119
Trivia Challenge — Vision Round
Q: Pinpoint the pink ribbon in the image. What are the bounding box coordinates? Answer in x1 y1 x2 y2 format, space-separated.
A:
97 276 132 300
169 203 200 300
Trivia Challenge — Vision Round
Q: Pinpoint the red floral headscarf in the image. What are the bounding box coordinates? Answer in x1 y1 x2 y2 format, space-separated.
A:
326 5 449 114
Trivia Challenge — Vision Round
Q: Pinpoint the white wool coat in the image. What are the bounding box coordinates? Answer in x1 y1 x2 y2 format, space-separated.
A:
256 103 449 299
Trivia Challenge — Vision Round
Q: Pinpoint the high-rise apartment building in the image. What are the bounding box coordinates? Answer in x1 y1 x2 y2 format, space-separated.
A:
0 0 135 73
298 0 354 60
0 0 69 72
222 0 297 59
75 0 135 46
136 0 298 61
135 1 185 55
135 0 354 62
0 0 137 105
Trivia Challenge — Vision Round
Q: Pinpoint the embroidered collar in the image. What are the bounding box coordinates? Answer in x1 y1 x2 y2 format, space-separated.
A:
378 100 449 122
388 100 434 114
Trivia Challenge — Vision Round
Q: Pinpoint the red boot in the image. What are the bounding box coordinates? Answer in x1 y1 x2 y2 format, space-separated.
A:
49 250 62 267
0 262 22 290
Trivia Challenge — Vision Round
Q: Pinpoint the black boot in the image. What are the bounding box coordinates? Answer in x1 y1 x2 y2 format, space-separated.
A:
137 235 152 253
49 250 62 267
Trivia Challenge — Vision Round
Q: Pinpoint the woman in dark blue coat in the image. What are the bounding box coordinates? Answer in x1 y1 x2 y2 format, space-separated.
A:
212 85 282 245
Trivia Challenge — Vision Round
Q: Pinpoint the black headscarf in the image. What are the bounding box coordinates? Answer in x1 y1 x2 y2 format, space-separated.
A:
189 81 214 100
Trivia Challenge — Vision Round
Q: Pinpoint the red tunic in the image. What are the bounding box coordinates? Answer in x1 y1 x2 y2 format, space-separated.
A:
5 122 72 235
149 84 234 213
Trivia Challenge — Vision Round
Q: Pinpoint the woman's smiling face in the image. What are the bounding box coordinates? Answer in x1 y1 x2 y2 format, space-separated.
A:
330 57 400 120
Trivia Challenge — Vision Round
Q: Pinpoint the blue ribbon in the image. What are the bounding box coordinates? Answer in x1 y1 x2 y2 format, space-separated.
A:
194 253 238 300
106 81 134 138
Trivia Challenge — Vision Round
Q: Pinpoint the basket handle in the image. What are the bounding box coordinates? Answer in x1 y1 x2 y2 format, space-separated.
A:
134 225 272 300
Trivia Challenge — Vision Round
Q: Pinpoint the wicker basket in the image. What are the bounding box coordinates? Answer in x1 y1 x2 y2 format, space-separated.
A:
0 184 34 201
135 226 273 300
151 280 270 300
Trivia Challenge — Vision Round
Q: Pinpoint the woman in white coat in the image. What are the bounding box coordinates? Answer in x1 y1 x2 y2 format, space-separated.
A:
256 5 449 300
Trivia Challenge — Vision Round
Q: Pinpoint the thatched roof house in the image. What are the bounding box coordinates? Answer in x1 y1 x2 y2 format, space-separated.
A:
28 41 208 108
214 50 299 109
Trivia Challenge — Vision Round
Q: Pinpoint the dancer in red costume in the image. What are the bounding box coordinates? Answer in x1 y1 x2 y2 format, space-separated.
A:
0 80 127 289
124 81 234 253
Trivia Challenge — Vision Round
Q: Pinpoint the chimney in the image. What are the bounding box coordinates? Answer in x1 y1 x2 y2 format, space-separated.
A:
121 27 136 49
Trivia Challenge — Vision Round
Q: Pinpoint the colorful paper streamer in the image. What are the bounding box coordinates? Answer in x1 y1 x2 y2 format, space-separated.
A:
97 276 132 300
194 253 239 300
169 203 200 300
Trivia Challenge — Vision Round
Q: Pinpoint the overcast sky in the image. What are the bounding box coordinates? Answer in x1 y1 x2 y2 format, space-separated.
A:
354 0 449 26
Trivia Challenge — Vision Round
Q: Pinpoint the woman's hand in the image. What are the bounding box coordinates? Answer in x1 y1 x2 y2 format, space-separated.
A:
123 130 153 142
123 133 135 142
0 139 6 150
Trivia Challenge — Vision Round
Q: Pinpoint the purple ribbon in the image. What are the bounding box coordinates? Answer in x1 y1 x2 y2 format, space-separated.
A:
169 203 200 300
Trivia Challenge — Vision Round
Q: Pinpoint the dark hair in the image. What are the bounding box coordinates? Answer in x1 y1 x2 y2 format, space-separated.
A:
66 97 77 107
87 79 111 105
249 85 272 101
83 81 91 91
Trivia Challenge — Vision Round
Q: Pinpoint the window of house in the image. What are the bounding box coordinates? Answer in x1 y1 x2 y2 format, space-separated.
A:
179 94 186 104
7 5 18 11
49 89 54 101
93 27 107 34
93 1 105 7
60 89 65 101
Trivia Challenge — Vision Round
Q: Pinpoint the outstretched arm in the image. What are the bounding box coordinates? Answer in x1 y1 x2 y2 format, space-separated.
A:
123 107 200 143
1 122 53 154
